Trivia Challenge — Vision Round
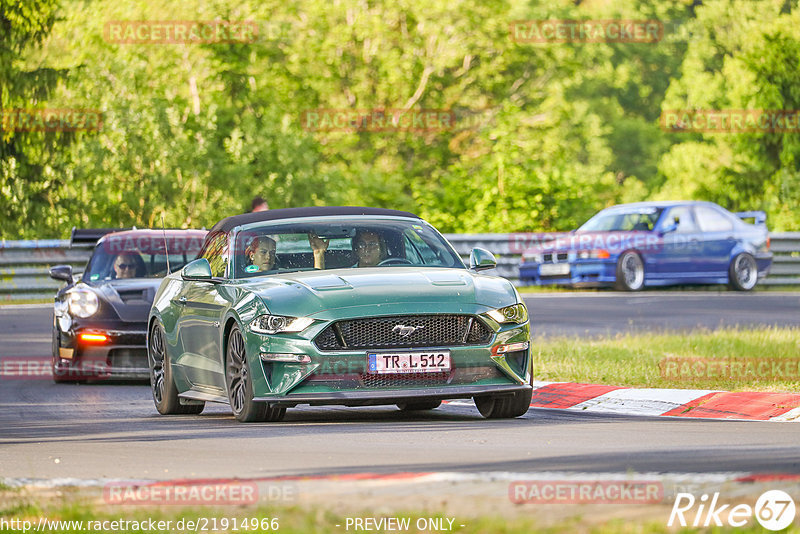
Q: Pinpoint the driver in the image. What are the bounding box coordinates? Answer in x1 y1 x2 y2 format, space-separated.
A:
113 252 145 279
308 229 387 269
352 229 386 267
245 236 277 272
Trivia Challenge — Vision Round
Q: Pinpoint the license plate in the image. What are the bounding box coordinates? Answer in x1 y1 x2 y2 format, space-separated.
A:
367 351 451 374
539 263 570 276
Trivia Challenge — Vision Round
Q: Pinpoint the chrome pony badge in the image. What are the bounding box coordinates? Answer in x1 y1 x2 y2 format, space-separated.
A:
392 324 424 337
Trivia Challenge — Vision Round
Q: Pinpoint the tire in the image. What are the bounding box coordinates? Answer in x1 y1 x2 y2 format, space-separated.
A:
729 253 758 291
51 324 71 384
397 400 442 411
51 322 86 384
474 389 533 419
615 251 645 291
149 321 204 415
226 325 286 423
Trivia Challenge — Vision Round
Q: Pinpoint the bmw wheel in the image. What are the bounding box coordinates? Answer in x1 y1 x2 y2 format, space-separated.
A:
729 253 758 291
226 325 286 423
474 389 532 419
615 251 645 291
149 321 204 415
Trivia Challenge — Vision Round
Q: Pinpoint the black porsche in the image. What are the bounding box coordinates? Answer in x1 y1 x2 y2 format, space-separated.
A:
49 228 206 381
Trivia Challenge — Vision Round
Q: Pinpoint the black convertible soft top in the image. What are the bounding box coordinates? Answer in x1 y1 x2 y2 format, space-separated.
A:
209 206 420 233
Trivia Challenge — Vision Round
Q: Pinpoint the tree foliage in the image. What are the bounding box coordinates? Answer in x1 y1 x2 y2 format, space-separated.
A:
1 0 798 238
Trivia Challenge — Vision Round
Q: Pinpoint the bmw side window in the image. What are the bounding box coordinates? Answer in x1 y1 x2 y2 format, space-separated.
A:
665 207 698 233
200 233 229 278
695 207 733 232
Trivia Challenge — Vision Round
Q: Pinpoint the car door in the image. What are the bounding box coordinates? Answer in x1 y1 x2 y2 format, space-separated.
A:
654 206 703 279
175 231 230 393
693 205 737 276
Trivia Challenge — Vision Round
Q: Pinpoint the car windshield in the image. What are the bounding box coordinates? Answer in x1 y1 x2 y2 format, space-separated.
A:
232 218 464 278
83 234 205 281
578 208 664 232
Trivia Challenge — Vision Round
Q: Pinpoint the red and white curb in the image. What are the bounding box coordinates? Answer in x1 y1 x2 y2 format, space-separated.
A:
524 381 800 421
447 381 800 421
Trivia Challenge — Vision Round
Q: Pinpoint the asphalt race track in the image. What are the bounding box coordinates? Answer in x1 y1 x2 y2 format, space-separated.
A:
525 291 800 337
1 293 799 481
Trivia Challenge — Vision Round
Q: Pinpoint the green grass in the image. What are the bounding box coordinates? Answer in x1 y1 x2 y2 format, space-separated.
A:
532 327 800 391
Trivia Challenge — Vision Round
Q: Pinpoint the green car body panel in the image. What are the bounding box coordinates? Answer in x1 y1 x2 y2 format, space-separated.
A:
148 211 531 410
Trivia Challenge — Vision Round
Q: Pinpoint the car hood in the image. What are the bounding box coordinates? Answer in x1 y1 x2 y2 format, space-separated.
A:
239 267 517 319
92 278 162 322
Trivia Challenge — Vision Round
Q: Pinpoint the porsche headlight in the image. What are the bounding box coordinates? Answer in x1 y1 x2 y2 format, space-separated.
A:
67 287 99 318
486 303 528 324
250 315 315 335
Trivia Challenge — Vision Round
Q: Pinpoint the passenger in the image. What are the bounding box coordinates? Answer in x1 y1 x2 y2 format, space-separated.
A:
113 252 146 279
308 229 387 269
245 236 277 272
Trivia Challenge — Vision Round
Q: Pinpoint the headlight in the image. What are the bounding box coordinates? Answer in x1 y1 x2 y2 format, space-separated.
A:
250 314 315 334
486 303 528 324
67 287 99 318
577 249 610 260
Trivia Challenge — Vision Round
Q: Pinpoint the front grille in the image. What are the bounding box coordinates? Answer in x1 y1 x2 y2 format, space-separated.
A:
358 371 452 388
543 252 568 263
107 348 148 369
314 314 492 351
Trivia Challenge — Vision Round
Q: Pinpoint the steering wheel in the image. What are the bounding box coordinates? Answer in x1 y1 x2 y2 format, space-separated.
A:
377 258 413 266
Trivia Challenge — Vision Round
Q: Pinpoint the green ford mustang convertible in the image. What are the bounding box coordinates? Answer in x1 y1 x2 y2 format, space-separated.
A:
147 207 532 422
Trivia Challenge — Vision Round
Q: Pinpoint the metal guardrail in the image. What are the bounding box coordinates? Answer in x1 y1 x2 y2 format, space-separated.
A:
1 233 799 300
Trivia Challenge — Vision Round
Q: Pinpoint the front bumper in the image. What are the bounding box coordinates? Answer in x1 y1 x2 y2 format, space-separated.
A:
254 384 532 407
55 323 149 379
248 316 531 402
519 260 616 286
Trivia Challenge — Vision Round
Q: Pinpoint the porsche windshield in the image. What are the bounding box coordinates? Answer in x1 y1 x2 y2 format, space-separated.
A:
232 218 464 278
579 208 664 232
83 235 204 281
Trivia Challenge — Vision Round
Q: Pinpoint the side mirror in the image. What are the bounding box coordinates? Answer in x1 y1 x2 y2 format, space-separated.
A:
469 248 497 271
49 264 74 285
660 221 679 235
181 258 213 281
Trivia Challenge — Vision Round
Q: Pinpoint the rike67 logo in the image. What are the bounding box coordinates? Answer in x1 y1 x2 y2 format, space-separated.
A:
669 490 796 531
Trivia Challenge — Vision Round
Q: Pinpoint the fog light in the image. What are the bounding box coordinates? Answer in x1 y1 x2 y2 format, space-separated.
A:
493 341 529 354
79 333 108 343
260 353 311 363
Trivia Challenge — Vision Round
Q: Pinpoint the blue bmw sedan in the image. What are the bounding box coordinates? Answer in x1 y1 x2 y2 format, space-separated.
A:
517 201 772 291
